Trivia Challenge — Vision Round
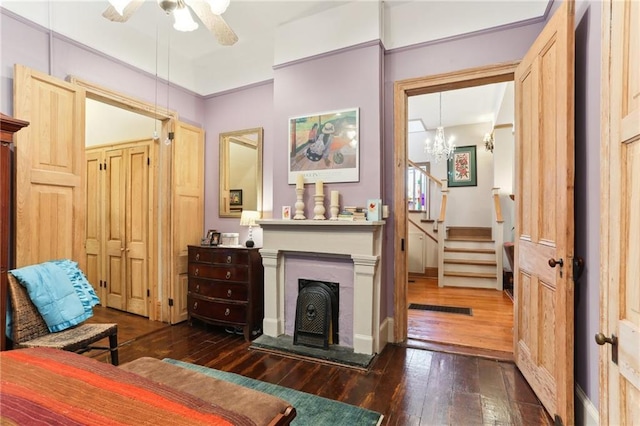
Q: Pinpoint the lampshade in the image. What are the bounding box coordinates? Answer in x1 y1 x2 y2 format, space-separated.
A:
239 210 260 227
109 0 132 15
173 4 199 32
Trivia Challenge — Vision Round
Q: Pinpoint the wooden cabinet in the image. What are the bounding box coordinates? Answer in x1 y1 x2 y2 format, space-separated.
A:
1 113 29 351
187 245 263 341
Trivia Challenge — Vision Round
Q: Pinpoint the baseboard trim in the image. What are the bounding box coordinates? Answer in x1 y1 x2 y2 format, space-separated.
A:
575 384 599 426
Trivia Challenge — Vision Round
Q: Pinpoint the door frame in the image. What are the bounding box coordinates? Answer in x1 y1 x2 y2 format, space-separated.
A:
393 61 519 343
70 76 177 323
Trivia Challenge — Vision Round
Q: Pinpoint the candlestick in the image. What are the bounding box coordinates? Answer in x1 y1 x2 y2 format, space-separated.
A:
330 190 339 206
315 180 323 196
313 194 326 220
296 174 304 190
330 204 339 220
293 188 306 220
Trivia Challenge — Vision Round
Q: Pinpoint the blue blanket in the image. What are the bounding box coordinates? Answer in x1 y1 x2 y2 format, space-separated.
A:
9 262 93 333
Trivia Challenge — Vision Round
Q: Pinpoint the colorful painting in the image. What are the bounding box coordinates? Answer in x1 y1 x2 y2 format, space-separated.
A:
447 145 477 187
288 108 359 184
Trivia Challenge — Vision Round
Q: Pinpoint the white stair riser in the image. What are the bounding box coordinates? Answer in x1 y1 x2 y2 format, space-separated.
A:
444 263 497 274
442 275 498 289
445 240 494 250
444 251 495 261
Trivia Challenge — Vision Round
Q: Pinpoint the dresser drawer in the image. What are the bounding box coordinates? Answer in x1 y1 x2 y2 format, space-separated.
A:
188 278 248 302
189 264 248 282
188 296 247 324
189 247 249 265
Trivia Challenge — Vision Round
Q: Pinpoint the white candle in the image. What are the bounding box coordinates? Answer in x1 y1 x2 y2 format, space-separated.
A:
331 190 339 206
315 180 324 196
296 174 304 189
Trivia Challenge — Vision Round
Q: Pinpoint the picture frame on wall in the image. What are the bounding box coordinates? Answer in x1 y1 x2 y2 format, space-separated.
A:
447 145 477 187
288 107 359 184
229 189 243 206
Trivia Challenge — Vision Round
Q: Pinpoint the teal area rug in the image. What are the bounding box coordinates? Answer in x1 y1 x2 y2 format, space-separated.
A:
163 359 383 425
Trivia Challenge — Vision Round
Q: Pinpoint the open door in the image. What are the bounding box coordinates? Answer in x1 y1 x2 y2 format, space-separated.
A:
513 1 575 424
599 1 640 424
169 121 204 324
13 65 86 269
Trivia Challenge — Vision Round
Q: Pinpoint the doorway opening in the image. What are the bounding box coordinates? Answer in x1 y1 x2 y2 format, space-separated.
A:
394 62 520 357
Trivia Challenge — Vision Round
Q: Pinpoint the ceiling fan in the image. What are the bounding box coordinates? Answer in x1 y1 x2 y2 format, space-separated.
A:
102 0 238 46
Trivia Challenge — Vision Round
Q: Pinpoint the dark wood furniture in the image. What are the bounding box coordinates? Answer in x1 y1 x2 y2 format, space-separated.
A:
1 113 29 351
187 245 264 341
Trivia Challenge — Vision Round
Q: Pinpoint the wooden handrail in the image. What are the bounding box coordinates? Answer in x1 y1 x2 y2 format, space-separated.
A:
408 218 438 243
407 159 443 187
438 193 448 222
492 191 504 223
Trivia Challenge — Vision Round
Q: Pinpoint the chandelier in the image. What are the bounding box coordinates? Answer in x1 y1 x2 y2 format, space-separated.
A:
424 93 455 162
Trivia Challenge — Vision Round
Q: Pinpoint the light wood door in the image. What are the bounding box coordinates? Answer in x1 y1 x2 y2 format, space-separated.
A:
170 121 204 324
13 64 86 268
85 149 104 299
103 143 151 316
600 1 640 424
513 1 575 424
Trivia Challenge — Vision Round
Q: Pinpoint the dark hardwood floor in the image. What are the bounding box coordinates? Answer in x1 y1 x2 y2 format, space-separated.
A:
88 308 550 425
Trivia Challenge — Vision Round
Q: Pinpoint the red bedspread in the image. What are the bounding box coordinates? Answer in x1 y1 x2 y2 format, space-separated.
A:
0 348 255 425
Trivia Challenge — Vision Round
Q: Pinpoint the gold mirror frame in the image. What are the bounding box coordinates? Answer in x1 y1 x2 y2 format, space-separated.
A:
219 127 263 218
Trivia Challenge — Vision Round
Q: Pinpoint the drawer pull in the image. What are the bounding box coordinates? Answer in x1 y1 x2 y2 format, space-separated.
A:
224 308 230 316
195 253 200 261
196 284 200 293
225 271 231 279
193 301 198 310
226 255 232 264
194 268 199 276
227 289 232 298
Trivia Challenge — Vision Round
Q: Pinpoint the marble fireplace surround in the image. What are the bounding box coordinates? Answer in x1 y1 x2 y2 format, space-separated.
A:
257 220 385 355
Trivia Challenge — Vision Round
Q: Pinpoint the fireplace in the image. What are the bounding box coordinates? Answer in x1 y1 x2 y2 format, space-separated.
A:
257 219 385 356
294 279 339 349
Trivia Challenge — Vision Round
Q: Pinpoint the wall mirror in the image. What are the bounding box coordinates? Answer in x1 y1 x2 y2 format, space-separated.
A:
219 127 263 218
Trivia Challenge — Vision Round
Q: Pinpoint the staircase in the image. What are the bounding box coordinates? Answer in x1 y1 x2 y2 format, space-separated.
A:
441 227 498 289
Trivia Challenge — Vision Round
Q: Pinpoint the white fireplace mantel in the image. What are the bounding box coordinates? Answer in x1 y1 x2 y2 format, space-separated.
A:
257 219 385 355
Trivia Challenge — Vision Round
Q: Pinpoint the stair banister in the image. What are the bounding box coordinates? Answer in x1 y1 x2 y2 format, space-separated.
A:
492 187 504 290
408 159 442 221
437 179 449 288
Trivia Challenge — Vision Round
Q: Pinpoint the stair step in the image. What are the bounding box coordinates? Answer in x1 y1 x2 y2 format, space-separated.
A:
446 236 494 242
444 271 497 279
444 259 497 266
447 226 492 239
420 219 435 223
444 247 494 254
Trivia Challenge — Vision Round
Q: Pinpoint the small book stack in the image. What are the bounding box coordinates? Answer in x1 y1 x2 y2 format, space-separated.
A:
338 206 367 221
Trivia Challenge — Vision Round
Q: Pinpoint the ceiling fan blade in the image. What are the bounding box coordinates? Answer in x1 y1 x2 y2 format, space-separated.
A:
102 0 145 23
188 1 238 46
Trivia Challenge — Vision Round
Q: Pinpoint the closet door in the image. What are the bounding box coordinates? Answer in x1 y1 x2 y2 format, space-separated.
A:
105 148 126 310
85 149 104 299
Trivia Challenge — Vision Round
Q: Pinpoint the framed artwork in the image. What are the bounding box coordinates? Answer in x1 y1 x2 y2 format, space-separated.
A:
288 107 359 184
229 189 243 206
447 145 477 187
210 232 221 246
206 229 216 239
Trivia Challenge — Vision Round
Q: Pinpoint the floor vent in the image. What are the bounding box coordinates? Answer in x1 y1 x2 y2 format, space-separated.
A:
408 304 472 316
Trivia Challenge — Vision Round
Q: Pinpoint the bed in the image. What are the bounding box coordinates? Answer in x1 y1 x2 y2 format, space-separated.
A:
0 347 296 425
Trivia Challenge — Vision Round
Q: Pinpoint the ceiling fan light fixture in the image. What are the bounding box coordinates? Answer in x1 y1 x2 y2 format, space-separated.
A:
207 0 230 15
173 4 199 32
108 0 132 15
157 0 178 14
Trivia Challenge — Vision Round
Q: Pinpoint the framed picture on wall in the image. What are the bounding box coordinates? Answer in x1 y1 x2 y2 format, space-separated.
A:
447 145 477 187
229 189 243 206
288 107 359 184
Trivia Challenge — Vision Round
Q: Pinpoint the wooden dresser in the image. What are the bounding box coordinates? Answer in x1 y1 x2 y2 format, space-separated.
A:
1 113 29 351
187 245 264 341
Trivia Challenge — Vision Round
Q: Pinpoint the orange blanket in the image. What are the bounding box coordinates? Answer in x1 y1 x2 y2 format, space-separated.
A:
0 348 255 425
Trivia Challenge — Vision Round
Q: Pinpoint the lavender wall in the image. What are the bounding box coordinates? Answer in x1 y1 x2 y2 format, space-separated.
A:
202 82 274 235
573 0 601 405
0 10 204 126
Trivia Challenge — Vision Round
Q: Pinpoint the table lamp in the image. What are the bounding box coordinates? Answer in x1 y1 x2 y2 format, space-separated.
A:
239 210 260 247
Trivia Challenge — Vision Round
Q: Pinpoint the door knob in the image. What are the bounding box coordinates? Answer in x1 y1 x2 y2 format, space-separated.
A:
595 333 617 346
548 258 564 268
